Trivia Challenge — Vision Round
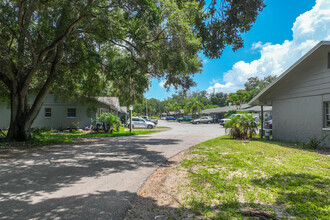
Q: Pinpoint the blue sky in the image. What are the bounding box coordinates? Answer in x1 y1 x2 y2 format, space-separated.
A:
145 0 330 100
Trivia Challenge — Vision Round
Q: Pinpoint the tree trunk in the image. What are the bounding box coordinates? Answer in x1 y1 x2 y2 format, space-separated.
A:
5 44 63 142
6 119 30 141
6 92 32 141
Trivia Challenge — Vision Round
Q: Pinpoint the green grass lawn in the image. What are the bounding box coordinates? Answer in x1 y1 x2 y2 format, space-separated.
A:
155 126 171 129
180 136 330 219
0 127 160 148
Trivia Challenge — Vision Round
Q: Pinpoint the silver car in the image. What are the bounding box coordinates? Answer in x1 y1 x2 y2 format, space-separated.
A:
191 116 213 124
127 117 155 129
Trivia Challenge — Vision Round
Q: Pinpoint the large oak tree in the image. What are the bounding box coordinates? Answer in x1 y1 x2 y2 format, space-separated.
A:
0 0 264 141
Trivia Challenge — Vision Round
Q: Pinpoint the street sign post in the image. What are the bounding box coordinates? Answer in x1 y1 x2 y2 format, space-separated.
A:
129 105 133 133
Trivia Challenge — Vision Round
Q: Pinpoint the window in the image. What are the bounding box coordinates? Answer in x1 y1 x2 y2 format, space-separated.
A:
325 102 330 127
45 108 51 118
67 108 76 118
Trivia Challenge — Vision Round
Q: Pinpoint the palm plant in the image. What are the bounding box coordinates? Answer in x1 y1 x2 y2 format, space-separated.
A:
172 102 181 114
183 106 189 116
240 114 258 138
224 115 242 139
187 97 204 119
225 114 258 139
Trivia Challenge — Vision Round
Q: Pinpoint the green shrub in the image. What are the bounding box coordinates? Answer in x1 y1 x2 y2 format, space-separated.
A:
302 136 327 149
31 127 52 138
70 122 80 132
225 110 236 118
93 112 121 133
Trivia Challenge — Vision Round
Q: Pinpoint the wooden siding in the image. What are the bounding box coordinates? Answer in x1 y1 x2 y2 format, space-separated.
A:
272 96 323 143
0 95 110 129
262 46 330 102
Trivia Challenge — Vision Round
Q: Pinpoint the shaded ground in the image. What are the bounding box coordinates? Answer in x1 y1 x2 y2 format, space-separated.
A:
0 121 224 219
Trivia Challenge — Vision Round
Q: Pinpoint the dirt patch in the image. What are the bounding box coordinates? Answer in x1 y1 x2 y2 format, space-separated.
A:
124 151 199 220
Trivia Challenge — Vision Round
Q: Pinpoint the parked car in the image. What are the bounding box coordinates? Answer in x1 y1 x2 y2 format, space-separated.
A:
149 118 158 125
161 117 166 120
126 117 155 129
264 120 272 129
166 116 176 120
177 116 193 123
220 118 231 127
191 116 213 124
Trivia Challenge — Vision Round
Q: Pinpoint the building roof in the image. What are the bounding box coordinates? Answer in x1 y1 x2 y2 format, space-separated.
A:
249 41 330 106
244 105 272 112
96 97 121 111
169 109 184 115
202 104 272 114
202 104 250 114
119 106 127 114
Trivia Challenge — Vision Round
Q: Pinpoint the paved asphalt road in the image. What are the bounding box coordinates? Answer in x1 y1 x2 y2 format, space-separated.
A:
0 121 225 220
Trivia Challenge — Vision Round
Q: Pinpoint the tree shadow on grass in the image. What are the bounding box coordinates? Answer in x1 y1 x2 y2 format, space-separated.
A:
251 172 330 219
0 136 182 219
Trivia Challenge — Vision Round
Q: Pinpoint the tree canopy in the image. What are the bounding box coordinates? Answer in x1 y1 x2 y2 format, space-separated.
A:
187 97 204 119
0 0 265 141
227 90 250 108
244 75 277 100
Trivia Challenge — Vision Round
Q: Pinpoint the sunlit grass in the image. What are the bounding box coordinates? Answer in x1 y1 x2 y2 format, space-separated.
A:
155 126 171 129
180 136 330 219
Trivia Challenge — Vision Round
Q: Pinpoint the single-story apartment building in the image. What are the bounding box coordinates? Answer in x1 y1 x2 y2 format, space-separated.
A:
244 105 273 121
202 104 272 122
249 41 330 146
0 95 127 130
168 110 185 118
161 110 191 119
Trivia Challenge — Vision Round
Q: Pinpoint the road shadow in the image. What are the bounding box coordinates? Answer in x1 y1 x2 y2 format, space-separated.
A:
0 189 194 220
0 137 181 219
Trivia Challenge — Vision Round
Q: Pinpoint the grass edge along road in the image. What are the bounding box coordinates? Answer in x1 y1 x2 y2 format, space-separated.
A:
178 136 330 219
0 127 163 148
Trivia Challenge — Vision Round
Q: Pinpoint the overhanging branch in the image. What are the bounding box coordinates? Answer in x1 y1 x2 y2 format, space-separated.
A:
39 16 85 62
0 71 12 89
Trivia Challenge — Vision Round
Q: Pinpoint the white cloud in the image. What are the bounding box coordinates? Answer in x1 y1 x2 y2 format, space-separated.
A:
210 82 236 94
210 78 220 85
159 80 166 88
203 59 209 64
208 0 330 94
251 41 271 50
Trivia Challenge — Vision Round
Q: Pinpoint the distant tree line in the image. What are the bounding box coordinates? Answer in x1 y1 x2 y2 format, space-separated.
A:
133 75 277 117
